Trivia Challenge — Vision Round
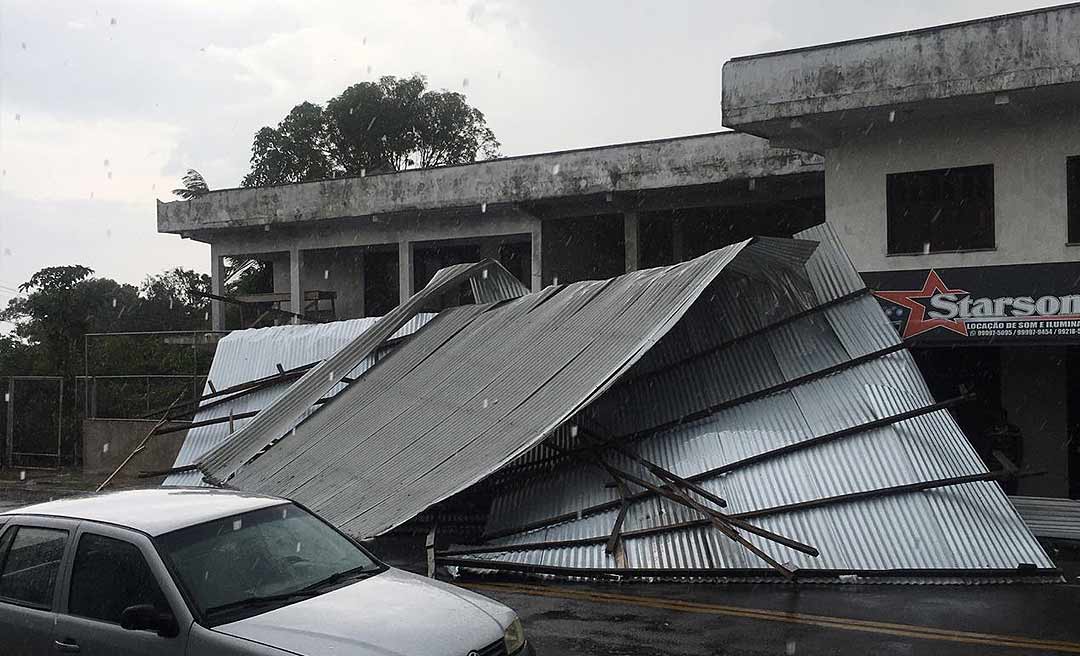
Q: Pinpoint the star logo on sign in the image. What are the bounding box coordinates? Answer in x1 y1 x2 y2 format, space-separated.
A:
873 270 969 339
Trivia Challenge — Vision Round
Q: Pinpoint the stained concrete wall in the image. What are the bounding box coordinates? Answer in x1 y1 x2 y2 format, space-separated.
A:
158 133 821 234
1002 348 1070 497
82 419 188 477
723 4 1080 128
301 248 366 319
825 107 1080 273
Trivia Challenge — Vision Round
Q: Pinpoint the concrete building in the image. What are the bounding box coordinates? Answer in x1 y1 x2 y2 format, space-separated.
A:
158 3 1079 498
723 2 1080 498
157 132 823 329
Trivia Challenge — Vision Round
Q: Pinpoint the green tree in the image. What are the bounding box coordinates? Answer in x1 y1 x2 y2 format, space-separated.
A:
241 75 500 187
172 169 211 200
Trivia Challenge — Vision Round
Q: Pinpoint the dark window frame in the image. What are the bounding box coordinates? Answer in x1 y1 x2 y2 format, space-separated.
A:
886 164 996 255
1068 155 1080 244
67 531 171 626
0 525 69 611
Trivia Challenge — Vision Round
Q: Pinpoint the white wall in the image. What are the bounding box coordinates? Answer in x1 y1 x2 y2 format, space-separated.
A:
826 105 1080 273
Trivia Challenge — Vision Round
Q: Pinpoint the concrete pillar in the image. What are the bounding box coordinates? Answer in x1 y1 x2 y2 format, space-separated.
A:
290 247 304 323
530 224 543 292
355 249 366 318
398 240 413 304
1002 347 1069 496
210 245 226 331
624 212 639 273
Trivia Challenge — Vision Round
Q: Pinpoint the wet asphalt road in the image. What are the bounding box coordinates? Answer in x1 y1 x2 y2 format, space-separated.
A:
464 580 1080 656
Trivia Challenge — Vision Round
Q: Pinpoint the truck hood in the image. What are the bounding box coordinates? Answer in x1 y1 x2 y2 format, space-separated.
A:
214 568 512 656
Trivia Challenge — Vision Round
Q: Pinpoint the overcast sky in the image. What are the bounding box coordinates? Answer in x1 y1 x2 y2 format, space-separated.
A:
0 0 1054 304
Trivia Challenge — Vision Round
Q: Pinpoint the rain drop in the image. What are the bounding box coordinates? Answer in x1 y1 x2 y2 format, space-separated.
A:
324 269 329 280
110 17 117 26
111 298 117 308
107 171 113 180
462 77 470 88
14 114 20 122
104 159 110 167
551 164 560 175
481 202 487 214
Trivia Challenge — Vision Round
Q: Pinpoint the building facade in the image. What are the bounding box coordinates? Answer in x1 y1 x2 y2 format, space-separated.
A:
723 3 1080 498
158 3 1080 498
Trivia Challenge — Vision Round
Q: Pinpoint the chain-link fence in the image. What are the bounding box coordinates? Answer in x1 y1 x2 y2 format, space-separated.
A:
2 376 64 469
80 330 226 420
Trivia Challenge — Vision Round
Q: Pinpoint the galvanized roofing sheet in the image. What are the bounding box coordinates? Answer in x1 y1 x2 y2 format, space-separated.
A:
197 259 528 484
164 315 432 487
1010 496 1080 542
223 238 818 539
458 224 1053 578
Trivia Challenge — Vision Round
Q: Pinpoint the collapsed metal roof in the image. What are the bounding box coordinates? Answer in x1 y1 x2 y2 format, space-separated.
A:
455 226 1054 578
164 315 432 487
195 224 1053 579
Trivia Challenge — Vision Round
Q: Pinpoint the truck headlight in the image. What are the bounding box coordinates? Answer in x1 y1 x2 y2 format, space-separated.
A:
503 617 526 654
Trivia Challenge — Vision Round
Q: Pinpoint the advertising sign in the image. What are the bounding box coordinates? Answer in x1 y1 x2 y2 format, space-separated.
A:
862 262 1080 344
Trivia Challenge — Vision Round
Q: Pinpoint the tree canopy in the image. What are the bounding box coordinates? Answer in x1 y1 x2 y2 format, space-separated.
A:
0 266 212 380
241 75 500 187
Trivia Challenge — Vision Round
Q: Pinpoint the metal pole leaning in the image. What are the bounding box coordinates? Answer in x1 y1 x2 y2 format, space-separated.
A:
96 393 184 492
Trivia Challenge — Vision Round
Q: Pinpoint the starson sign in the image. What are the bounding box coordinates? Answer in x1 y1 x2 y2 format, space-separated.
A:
863 262 1080 343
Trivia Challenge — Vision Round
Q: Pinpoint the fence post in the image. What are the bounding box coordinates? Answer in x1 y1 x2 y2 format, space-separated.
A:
5 378 14 467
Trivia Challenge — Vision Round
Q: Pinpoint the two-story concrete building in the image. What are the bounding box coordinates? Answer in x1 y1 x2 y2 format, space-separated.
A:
157 132 824 325
157 3 1080 499
723 3 1080 498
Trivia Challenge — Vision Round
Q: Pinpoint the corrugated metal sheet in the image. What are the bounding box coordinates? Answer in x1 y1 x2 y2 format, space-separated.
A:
198 259 528 484
1011 496 1080 541
464 224 1053 577
224 238 822 539
164 315 432 486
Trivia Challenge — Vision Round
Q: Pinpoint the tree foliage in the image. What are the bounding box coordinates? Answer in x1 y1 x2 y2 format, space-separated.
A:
241 75 500 187
0 266 212 381
172 169 211 200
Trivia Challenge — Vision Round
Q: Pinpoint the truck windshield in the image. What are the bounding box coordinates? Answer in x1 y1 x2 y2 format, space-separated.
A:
156 503 382 623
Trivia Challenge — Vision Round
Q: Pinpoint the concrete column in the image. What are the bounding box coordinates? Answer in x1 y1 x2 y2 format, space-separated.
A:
290 247 304 323
624 212 639 272
210 245 226 331
355 249 366 318
398 240 413 304
1002 347 1069 496
530 224 543 292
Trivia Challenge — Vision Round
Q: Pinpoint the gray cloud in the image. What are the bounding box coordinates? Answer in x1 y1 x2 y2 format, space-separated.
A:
0 0 1050 293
